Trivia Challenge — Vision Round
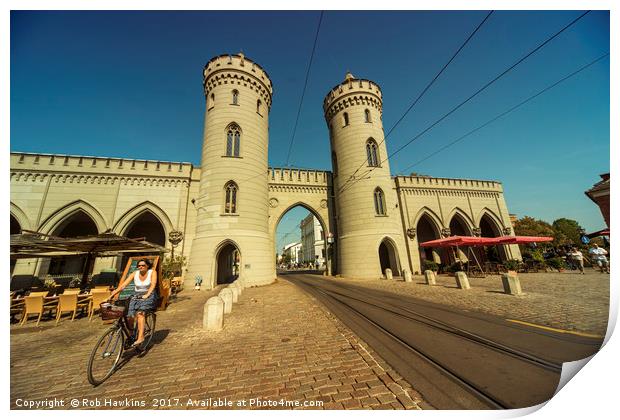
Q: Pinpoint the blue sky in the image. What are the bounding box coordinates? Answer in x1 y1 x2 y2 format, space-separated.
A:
10 10 610 244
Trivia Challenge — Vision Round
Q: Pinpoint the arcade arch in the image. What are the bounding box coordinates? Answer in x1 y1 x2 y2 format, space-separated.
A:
415 211 444 269
479 211 508 262
378 237 401 276
46 210 99 276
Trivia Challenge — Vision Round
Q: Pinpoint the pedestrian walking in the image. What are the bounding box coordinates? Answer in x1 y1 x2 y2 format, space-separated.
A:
569 247 585 274
588 243 610 274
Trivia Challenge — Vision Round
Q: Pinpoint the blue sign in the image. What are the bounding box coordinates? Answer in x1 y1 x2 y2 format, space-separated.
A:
580 235 590 244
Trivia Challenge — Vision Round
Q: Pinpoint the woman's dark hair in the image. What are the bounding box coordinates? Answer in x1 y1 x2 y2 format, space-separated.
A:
137 258 152 269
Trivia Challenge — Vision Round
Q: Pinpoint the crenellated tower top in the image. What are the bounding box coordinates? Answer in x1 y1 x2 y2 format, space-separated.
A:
322 72 383 122
203 53 274 111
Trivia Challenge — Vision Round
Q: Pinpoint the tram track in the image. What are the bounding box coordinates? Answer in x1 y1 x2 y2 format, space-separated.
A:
283 273 603 409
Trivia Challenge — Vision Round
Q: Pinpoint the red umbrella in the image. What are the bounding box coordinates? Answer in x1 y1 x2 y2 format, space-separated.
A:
495 236 554 244
419 236 503 247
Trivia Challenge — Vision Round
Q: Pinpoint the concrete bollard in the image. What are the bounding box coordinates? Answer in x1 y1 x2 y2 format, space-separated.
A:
403 269 413 283
424 270 436 286
501 273 523 296
203 296 224 331
219 288 233 314
455 271 471 290
235 279 245 291
385 268 393 280
233 281 243 296
228 284 239 303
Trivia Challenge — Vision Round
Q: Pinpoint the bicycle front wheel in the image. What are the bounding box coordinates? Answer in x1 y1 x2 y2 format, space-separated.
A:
87 326 125 386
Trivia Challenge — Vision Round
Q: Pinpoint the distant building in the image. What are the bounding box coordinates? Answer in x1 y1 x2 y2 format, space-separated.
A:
282 242 302 265
300 214 325 267
585 173 610 229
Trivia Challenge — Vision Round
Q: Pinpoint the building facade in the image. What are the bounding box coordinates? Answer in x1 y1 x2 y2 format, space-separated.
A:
300 214 325 267
10 53 520 288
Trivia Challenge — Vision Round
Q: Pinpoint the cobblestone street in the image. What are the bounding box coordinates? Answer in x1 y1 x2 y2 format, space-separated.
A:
10 280 423 410
329 269 610 336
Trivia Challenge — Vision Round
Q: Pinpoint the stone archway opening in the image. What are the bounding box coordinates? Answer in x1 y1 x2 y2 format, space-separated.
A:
480 213 508 262
215 242 240 285
416 213 443 270
379 238 400 277
119 211 166 272
47 210 99 276
274 204 327 273
449 214 472 265
10 215 21 274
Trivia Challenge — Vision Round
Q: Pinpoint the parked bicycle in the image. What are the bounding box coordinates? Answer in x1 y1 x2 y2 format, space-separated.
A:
87 299 156 386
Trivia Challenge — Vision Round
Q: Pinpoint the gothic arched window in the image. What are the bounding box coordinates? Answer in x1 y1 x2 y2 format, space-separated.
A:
366 139 379 167
364 109 371 123
232 90 239 105
374 188 386 216
224 181 238 214
225 123 241 157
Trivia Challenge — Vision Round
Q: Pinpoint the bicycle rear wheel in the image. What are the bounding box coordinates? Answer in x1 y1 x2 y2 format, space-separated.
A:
87 326 125 386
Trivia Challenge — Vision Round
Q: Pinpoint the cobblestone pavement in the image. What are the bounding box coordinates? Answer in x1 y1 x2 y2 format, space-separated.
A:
10 280 423 410
329 269 610 336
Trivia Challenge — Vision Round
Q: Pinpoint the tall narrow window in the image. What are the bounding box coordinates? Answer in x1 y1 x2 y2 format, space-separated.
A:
257 99 262 115
225 182 238 214
332 151 338 177
225 123 241 157
209 93 215 108
343 112 349 126
364 109 371 123
374 188 386 215
232 90 239 105
366 139 379 167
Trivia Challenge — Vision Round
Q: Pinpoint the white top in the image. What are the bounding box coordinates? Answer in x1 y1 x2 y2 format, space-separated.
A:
589 247 608 260
570 251 583 261
133 269 153 293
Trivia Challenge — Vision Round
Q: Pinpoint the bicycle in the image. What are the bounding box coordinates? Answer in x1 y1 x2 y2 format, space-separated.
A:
87 298 156 386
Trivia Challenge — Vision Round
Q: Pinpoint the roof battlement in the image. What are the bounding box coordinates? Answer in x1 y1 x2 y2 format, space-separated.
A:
395 175 503 193
323 74 383 121
203 53 274 109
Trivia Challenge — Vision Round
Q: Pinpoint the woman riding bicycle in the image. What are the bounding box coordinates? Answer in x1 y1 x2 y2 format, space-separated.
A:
109 258 158 348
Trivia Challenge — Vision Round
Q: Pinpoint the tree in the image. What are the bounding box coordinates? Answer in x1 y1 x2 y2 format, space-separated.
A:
513 216 555 237
551 218 583 246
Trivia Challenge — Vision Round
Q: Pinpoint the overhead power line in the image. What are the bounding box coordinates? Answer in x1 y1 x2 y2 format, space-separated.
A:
338 10 494 193
339 10 591 195
397 52 609 173
284 11 324 167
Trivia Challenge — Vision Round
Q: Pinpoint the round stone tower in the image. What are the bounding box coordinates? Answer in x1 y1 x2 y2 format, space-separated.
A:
323 73 407 279
187 53 275 288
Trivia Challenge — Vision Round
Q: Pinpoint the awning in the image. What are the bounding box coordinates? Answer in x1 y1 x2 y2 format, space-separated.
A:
587 229 610 238
10 231 168 259
419 235 553 248
495 236 554 245
419 236 502 248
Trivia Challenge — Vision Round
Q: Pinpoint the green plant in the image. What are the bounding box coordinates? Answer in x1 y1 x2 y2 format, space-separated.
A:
503 259 520 271
546 257 565 271
161 255 187 279
423 260 438 272
446 262 464 273
43 277 56 290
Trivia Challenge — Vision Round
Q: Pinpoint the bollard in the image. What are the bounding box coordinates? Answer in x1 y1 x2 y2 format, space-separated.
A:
235 278 245 291
455 271 471 290
424 270 436 286
203 296 224 331
219 288 233 314
403 269 413 283
385 268 393 280
228 284 239 303
233 281 243 296
501 273 523 296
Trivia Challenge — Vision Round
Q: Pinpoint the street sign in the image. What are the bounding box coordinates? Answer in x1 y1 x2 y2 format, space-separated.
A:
580 235 590 244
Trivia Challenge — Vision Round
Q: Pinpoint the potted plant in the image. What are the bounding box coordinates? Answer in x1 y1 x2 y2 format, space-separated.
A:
502 259 520 276
423 260 439 274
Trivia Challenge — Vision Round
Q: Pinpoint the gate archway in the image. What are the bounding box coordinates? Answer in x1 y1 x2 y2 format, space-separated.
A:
379 237 401 276
214 240 240 285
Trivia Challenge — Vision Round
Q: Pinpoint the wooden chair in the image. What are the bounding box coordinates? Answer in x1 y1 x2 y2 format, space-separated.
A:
88 289 110 321
19 292 49 326
55 290 90 325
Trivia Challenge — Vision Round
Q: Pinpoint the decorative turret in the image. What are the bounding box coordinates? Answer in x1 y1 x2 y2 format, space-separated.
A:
323 73 407 279
186 53 275 288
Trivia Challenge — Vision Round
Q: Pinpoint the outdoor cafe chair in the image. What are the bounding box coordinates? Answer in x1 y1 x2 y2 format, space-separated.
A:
88 289 110 321
19 292 50 326
55 290 90 325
